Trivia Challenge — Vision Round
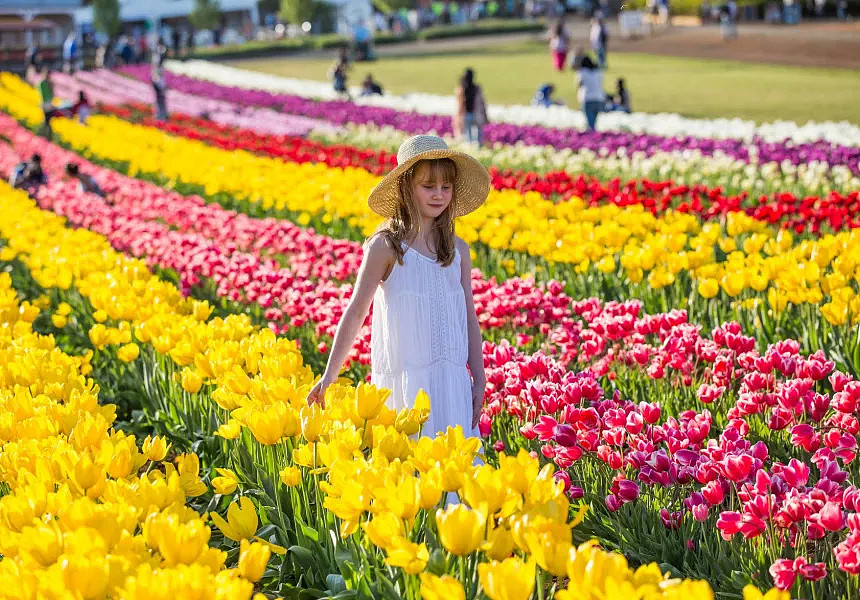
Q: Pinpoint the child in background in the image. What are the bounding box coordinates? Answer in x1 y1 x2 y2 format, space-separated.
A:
307 135 490 439
532 83 564 107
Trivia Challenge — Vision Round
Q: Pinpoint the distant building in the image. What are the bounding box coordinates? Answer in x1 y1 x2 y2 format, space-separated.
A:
0 1 80 50
73 0 260 38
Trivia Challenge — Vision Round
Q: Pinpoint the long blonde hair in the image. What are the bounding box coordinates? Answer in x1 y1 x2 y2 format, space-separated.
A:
372 158 458 267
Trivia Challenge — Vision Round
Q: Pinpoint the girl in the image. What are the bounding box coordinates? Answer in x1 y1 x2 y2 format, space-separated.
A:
548 20 570 72
307 135 490 437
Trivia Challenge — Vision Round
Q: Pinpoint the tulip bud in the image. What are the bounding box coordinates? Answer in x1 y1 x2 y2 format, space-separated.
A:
238 539 270 583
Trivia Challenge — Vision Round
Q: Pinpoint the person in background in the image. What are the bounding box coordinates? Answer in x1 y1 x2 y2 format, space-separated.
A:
172 28 182 57
361 74 384 96
608 78 631 113
37 68 55 139
70 90 91 123
838 0 848 20
118 36 134 65
62 32 79 73
65 163 106 199
590 14 609 69
532 83 564 107
577 55 605 132
548 19 570 72
151 65 169 121
137 34 148 64
329 48 352 99
10 154 46 196
454 68 489 146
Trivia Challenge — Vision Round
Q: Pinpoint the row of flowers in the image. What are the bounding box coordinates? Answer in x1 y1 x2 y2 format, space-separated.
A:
45 69 337 137
12 99 857 336
313 123 860 198
164 59 860 146
0 220 270 597
99 100 860 237
118 65 860 174
0 180 749 600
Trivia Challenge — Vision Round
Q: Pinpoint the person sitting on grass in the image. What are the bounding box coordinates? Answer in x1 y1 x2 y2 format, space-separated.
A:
9 154 46 196
361 74 384 97
65 163 106 199
605 78 631 113
531 83 564 108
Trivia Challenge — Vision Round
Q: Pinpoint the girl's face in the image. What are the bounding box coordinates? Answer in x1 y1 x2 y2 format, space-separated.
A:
410 161 454 220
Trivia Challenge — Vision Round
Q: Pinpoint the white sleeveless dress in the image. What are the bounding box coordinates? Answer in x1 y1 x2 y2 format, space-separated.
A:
371 244 476 438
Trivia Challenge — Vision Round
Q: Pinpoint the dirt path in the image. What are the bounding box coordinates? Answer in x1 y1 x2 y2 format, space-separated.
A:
297 20 860 70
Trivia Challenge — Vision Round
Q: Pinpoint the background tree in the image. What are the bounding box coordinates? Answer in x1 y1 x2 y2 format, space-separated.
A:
279 0 321 24
373 0 416 11
92 0 122 39
189 0 222 31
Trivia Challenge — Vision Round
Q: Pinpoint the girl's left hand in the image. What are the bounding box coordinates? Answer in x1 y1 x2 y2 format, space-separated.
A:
471 379 486 429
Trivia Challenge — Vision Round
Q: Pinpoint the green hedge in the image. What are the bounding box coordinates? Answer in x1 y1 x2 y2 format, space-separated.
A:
625 0 766 16
184 18 545 61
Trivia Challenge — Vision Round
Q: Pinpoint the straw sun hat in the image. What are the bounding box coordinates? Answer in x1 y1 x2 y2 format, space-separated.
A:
367 135 490 218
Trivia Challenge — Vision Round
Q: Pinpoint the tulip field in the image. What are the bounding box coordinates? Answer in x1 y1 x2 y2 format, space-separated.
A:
0 62 858 600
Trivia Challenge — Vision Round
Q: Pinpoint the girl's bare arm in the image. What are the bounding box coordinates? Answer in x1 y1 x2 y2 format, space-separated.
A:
307 236 393 404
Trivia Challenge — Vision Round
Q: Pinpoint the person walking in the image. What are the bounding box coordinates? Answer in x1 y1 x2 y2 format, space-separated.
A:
454 68 489 146
62 32 79 73
37 68 55 139
306 134 490 441
590 14 609 69
548 19 570 72
577 55 605 131
151 64 169 121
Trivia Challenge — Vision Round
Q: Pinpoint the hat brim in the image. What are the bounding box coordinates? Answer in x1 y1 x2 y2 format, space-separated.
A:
367 148 490 218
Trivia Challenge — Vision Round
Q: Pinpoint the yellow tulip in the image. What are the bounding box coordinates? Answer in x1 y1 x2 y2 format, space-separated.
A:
247 409 283 445
821 301 848 326
742 585 789 600
354 382 390 421
384 537 429 574
362 512 402 551
19 521 63 567
483 523 515 561
420 573 466 600
478 557 536 600
212 468 240 495
88 323 110 348
181 369 203 394
210 496 258 541
117 342 140 363
142 434 169 461
60 555 110 599
697 278 719 299
435 504 486 556
216 419 242 439
279 466 301 487
52 313 68 328
300 404 324 443
418 469 444 509
238 539 271 583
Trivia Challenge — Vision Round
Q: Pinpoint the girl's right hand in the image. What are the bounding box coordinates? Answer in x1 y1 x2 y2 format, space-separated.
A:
306 374 336 408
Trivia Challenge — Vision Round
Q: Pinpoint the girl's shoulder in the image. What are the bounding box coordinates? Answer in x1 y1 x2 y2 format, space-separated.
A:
454 236 471 261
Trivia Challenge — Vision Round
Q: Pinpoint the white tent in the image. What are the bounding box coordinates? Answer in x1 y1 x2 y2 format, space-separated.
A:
321 0 374 35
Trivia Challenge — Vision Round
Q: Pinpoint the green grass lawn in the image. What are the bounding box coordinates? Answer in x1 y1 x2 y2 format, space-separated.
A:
226 41 860 124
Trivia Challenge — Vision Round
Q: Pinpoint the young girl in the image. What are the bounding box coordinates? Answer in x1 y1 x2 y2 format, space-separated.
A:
306 135 490 437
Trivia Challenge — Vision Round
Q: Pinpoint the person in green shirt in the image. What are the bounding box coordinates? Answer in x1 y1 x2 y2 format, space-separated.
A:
37 67 55 139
